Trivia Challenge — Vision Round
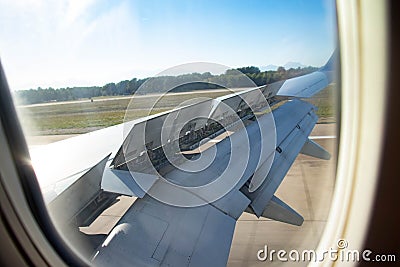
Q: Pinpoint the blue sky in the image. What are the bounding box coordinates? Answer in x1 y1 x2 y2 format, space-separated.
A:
0 0 336 90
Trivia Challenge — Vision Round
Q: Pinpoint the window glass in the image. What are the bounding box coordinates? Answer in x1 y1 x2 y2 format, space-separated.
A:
1 0 338 265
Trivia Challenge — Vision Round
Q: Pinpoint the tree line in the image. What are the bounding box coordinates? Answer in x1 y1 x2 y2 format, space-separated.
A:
14 66 317 105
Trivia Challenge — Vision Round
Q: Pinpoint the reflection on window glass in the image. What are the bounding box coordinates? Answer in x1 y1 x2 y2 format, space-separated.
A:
2 0 338 266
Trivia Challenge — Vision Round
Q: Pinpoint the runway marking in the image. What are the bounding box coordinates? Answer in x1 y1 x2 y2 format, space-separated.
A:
309 135 336 140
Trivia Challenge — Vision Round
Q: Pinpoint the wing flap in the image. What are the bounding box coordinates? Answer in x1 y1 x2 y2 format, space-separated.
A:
47 154 110 223
245 99 318 217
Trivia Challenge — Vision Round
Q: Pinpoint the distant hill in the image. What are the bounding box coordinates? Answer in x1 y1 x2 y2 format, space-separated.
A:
260 64 278 71
261 62 307 71
284 62 306 69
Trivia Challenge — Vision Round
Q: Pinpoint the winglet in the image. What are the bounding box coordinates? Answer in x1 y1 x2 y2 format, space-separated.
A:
300 138 331 160
261 195 304 226
319 48 339 73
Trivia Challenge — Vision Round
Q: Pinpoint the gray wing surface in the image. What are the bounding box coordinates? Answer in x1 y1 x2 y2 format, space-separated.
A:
92 194 239 267
244 99 321 217
92 100 327 266
32 51 337 267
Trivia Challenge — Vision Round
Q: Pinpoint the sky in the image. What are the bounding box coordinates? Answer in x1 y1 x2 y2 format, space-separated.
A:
0 0 337 91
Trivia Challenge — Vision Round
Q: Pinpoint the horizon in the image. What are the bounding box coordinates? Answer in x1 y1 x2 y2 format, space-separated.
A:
0 0 336 91
13 62 319 91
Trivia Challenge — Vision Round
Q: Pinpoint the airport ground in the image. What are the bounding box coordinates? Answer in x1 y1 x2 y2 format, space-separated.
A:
18 85 335 136
28 123 336 266
229 133 336 266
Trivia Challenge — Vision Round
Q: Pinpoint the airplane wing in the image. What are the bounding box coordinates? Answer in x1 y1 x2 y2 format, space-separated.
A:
30 51 337 266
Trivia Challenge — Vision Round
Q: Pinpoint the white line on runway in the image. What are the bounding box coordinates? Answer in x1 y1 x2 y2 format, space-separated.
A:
309 135 336 140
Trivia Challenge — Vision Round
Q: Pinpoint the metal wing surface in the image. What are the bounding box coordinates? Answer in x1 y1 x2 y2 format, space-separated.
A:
30 51 337 266
91 99 324 266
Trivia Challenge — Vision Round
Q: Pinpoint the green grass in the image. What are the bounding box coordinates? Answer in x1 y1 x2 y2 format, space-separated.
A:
17 86 336 135
17 91 228 135
306 83 337 119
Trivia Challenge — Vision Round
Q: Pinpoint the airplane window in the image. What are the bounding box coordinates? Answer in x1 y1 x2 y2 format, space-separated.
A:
1 0 339 266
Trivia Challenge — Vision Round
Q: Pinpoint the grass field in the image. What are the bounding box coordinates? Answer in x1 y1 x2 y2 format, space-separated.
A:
306 83 337 119
16 85 336 136
17 91 228 135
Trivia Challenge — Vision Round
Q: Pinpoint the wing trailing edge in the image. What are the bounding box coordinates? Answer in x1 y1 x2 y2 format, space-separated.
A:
243 99 318 217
